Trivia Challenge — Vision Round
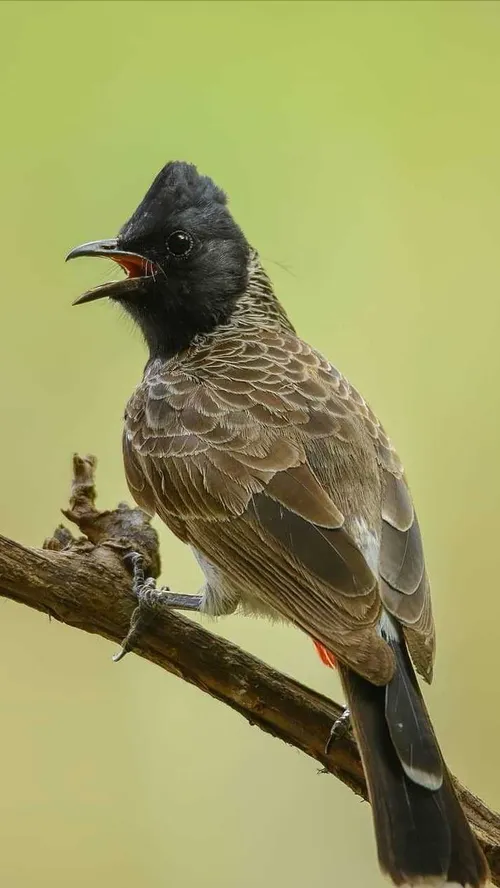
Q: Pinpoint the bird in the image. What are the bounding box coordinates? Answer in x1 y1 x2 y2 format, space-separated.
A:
66 160 488 888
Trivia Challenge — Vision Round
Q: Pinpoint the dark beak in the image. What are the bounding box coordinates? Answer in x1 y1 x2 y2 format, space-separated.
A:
66 238 151 305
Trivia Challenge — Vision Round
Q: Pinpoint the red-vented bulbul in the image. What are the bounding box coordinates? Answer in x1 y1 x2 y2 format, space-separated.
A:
67 161 488 887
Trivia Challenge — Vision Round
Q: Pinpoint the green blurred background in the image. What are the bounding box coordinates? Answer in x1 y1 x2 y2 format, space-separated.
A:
0 1 499 885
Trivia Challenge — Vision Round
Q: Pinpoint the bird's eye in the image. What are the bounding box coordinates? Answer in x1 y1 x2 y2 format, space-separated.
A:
166 230 194 258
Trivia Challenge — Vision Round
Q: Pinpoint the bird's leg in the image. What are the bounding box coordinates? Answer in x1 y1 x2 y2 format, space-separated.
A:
113 552 202 662
324 708 351 755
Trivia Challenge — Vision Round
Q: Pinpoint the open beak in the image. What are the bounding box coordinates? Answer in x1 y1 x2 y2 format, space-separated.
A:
66 238 153 305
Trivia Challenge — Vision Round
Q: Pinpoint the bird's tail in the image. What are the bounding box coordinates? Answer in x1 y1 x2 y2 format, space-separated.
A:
338 637 488 887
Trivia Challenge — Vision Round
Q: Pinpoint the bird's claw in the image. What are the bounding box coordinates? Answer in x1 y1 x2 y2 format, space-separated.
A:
123 550 147 593
324 707 351 755
113 552 170 663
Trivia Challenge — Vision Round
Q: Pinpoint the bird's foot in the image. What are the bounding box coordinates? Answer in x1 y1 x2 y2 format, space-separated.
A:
113 552 173 663
324 707 351 755
113 552 202 662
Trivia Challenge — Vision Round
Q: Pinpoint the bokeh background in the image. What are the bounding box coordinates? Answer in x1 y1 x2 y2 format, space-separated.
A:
0 1 499 886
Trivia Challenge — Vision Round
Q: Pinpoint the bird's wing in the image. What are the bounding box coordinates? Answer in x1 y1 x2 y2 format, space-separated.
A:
322 374 435 682
124 331 433 683
378 470 435 682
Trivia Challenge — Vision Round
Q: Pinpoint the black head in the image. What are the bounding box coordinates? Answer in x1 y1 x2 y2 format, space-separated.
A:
66 162 250 357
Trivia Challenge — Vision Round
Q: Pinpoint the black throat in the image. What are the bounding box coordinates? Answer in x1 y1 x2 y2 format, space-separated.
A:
118 277 245 360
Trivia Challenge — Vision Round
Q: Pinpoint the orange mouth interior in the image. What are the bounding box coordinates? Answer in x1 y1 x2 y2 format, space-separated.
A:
115 256 150 278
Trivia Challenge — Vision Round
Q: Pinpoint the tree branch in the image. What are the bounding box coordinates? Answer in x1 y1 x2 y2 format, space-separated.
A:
1 455 499 882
